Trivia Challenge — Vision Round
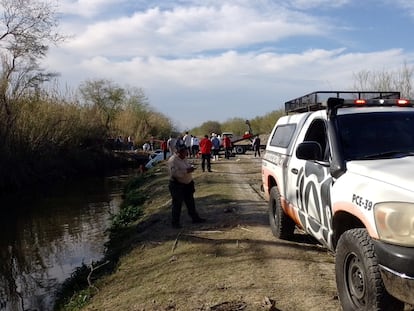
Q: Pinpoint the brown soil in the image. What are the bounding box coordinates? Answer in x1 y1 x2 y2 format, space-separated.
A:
83 153 342 311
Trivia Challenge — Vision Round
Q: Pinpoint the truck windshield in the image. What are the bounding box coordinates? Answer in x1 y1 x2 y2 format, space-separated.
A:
337 111 414 160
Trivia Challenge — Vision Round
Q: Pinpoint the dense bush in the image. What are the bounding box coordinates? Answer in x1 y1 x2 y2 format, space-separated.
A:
0 82 174 193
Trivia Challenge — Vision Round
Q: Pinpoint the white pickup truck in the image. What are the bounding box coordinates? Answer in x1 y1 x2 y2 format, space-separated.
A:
262 91 414 311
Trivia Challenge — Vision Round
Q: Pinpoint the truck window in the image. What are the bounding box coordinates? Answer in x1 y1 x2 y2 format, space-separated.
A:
270 124 296 148
303 119 329 161
337 111 414 160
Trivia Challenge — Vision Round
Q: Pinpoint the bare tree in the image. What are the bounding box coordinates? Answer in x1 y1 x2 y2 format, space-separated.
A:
0 0 63 138
352 70 371 91
352 62 414 98
395 61 414 98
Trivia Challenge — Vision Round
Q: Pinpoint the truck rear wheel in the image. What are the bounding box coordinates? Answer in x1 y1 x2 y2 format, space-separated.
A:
234 146 245 154
335 228 404 311
268 187 295 240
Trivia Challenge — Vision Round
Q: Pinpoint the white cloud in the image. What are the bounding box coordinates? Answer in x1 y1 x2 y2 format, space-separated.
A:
289 0 350 10
392 0 414 17
58 0 128 18
47 45 411 97
61 3 327 59
44 0 414 128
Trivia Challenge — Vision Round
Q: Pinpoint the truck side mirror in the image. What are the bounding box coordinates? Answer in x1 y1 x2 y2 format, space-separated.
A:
296 141 323 161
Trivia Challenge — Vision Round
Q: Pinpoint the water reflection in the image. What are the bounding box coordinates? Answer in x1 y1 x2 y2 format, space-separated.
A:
0 172 133 311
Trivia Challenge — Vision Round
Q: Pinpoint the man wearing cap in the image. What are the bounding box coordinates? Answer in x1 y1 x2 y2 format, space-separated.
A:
168 144 206 228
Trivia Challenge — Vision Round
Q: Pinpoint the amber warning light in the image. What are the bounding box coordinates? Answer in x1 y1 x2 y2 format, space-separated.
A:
354 99 366 106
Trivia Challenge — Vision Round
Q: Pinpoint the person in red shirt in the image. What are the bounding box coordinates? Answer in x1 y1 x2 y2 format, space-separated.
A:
199 134 213 172
222 134 232 159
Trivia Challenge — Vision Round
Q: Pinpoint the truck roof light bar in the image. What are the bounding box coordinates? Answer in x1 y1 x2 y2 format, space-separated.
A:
342 98 413 107
324 97 414 118
284 91 401 114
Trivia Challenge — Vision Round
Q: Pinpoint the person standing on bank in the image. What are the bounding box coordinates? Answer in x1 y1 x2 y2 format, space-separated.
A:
211 133 220 161
167 135 176 155
252 135 261 157
161 138 168 160
223 134 232 159
199 134 213 172
168 144 206 228
191 135 200 158
183 131 192 157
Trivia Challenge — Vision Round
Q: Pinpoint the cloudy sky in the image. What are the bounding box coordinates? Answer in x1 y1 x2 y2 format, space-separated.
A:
45 0 414 129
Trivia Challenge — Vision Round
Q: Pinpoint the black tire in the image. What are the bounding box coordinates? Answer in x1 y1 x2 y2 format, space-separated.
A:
268 187 295 240
335 228 404 311
235 146 245 154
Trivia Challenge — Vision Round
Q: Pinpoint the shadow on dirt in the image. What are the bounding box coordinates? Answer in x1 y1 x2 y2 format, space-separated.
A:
134 194 327 259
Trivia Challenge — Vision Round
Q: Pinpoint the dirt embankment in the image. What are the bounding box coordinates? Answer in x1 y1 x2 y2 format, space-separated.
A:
81 154 341 311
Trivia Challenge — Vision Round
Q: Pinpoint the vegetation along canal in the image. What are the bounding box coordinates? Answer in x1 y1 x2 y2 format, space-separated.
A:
0 170 135 311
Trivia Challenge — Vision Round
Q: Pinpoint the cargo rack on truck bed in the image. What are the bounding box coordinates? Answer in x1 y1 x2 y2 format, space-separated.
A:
284 91 401 114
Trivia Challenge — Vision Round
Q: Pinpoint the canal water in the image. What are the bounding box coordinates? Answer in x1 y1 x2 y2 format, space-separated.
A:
0 170 136 311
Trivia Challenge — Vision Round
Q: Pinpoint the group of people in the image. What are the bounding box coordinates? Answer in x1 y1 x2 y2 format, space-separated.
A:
167 132 198 158
166 132 217 172
109 135 135 150
166 131 246 161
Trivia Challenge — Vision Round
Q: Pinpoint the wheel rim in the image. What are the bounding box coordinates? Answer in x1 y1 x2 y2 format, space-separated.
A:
344 252 366 307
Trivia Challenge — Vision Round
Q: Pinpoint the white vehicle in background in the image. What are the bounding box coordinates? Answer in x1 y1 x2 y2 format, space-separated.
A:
145 150 169 169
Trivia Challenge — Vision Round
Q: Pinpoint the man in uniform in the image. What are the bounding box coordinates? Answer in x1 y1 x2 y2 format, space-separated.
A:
168 144 206 228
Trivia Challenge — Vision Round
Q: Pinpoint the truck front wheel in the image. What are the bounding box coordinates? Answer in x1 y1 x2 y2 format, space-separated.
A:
268 187 295 240
335 228 404 311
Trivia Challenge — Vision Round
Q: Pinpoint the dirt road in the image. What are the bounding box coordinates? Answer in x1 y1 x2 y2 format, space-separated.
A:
199 154 341 311
82 153 342 311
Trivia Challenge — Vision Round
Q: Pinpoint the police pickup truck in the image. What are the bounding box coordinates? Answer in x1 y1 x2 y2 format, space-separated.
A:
262 91 414 311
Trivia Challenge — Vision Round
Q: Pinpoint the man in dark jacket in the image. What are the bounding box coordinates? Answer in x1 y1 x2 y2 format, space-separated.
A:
252 135 261 157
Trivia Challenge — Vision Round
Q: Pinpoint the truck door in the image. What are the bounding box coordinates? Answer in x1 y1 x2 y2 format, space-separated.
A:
286 113 333 247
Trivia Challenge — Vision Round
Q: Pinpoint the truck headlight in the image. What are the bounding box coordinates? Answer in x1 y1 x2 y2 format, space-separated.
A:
374 202 414 246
